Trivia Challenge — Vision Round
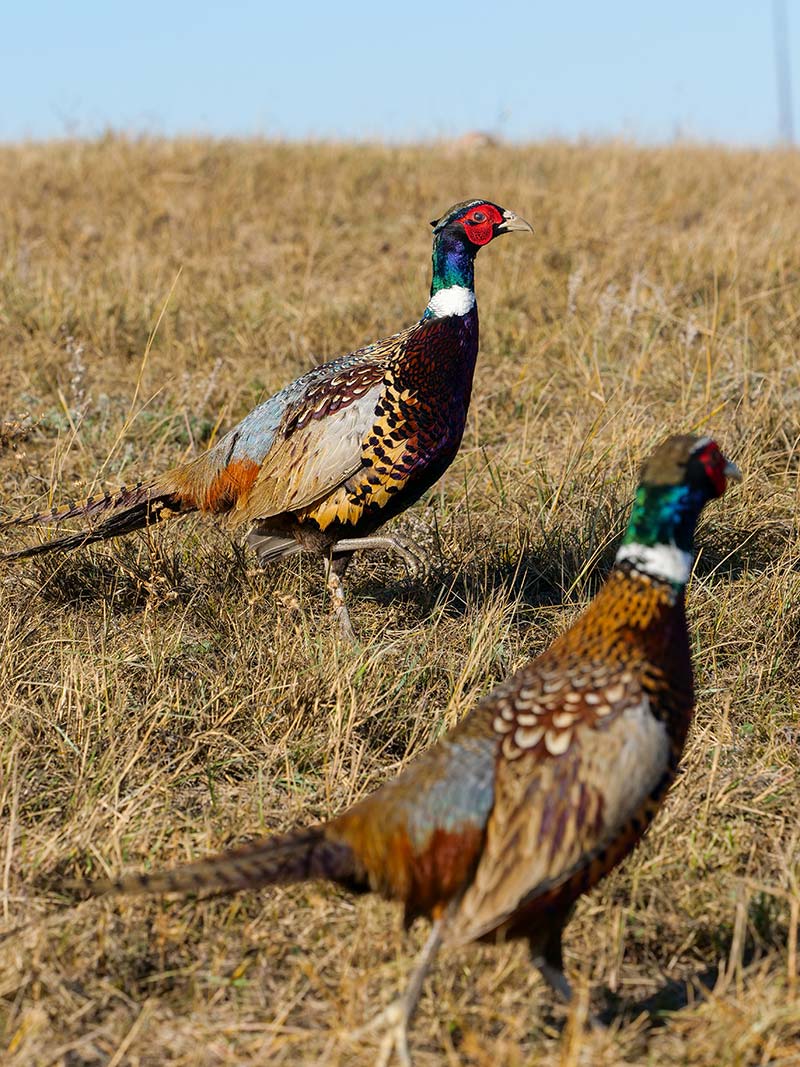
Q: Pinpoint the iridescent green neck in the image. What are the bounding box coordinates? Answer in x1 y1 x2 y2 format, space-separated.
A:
623 484 706 551
429 229 475 296
616 483 706 587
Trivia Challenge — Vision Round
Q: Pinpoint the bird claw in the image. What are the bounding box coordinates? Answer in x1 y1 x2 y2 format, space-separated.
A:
336 603 357 644
324 560 358 644
349 998 412 1067
329 535 430 582
346 912 445 1065
385 536 429 581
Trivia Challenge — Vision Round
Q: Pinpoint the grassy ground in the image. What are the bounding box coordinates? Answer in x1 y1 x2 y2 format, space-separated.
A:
0 138 798 1066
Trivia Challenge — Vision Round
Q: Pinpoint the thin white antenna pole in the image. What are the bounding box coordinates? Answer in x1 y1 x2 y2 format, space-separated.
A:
773 0 795 144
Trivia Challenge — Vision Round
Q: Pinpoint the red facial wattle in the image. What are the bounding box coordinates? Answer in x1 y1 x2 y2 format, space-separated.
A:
461 204 503 245
699 443 727 496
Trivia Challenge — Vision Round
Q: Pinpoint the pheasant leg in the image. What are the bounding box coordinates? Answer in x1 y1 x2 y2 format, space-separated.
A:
323 556 356 643
533 957 573 1003
332 534 429 580
530 927 604 1029
352 915 446 1067
530 924 573 1002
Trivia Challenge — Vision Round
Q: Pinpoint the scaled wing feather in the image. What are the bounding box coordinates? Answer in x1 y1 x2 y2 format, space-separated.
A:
449 695 670 946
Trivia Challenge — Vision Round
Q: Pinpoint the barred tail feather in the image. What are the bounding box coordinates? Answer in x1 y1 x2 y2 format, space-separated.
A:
87 827 359 898
0 486 193 562
0 481 161 532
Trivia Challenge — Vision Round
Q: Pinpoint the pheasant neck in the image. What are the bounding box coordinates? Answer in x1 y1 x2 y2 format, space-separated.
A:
425 231 476 319
615 482 707 588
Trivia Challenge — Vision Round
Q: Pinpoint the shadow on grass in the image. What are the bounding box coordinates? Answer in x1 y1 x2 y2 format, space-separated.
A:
17 529 253 614
9 514 792 627
355 515 792 627
597 908 783 1029
596 964 721 1027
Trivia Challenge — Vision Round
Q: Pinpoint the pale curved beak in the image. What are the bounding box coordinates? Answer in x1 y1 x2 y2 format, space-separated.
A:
497 209 533 235
724 460 742 482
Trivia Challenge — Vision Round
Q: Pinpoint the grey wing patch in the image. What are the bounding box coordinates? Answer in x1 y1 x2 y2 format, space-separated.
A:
401 730 497 850
200 397 284 473
238 383 384 520
212 348 394 470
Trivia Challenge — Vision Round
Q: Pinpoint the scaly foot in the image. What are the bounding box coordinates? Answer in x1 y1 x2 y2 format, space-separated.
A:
323 558 357 643
347 916 446 1065
332 534 430 581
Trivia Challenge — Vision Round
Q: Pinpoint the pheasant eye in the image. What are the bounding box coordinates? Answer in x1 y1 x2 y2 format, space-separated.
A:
471 211 486 223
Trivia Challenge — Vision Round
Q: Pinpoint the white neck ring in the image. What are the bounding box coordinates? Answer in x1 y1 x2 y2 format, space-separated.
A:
615 542 693 585
425 285 476 319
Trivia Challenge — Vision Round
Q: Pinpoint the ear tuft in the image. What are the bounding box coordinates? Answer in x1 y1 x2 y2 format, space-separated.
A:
430 218 439 229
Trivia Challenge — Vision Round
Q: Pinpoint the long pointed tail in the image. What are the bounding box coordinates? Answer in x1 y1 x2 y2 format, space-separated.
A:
0 483 194 562
85 827 361 898
0 482 159 531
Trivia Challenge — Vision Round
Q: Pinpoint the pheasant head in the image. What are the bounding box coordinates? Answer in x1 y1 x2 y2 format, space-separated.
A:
616 434 741 587
425 199 532 318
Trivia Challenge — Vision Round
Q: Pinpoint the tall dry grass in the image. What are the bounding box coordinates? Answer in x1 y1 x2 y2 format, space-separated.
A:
0 137 798 1065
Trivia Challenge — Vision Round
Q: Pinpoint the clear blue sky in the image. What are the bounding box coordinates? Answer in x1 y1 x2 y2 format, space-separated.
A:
2 1 798 144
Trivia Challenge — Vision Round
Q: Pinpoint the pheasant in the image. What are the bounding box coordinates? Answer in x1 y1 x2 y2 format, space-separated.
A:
0 200 532 638
78 434 740 1063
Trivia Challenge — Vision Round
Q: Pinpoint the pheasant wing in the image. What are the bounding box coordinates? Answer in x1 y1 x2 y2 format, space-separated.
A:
237 380 384 520
162 341 397 519
448 665 671 946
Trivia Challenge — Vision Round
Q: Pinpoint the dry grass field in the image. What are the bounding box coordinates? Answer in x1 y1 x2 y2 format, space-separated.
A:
0 138 798 1066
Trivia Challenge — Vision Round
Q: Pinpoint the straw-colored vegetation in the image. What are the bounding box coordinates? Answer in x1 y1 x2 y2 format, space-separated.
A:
0 138 798 1065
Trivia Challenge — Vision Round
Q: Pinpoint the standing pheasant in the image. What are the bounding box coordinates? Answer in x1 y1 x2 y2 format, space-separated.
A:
0 200 532 637
78 435 740 1063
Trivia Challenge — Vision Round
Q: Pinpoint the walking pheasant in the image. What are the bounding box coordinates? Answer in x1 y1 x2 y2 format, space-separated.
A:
79 434 740 1063
0 200 532 638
